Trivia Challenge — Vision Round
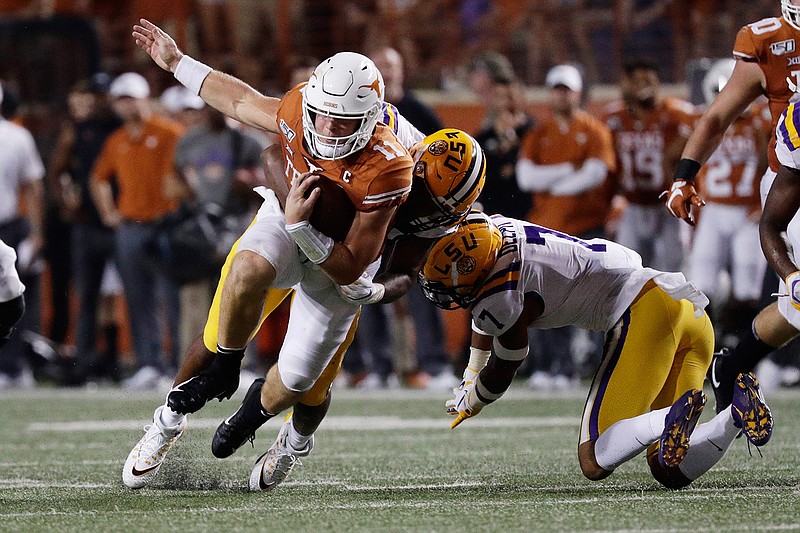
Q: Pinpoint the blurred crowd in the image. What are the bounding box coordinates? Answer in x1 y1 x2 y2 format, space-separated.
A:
1 0 798 393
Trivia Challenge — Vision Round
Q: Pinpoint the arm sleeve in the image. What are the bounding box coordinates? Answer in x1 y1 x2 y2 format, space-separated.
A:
515 159 575 192
548 158 608 195
384 103 425 149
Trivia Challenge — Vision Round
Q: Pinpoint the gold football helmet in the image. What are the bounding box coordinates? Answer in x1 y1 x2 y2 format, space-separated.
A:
406 129 486 233
419 211 503 309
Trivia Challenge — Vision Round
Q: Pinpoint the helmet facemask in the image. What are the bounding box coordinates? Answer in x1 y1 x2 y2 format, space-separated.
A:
784 0 800 30
406 129 486 233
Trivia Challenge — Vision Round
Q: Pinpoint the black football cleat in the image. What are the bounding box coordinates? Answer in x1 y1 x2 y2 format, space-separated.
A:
212 378 268 458
707 348 735 414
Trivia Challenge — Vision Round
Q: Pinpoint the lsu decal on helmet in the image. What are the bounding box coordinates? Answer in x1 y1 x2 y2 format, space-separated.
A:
419 211 502 309
783 0 800 30
407 129 486 232
302 52 384 160
702 58 735 106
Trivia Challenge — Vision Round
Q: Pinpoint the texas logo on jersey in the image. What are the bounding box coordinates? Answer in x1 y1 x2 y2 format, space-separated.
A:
276 85 413 212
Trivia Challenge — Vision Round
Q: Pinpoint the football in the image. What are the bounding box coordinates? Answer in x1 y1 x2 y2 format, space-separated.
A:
307 177 356 242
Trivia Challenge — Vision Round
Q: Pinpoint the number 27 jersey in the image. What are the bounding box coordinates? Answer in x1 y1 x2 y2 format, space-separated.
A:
470 215 696 336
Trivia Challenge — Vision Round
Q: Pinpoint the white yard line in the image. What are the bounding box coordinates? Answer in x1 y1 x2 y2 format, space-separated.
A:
26 415 578 432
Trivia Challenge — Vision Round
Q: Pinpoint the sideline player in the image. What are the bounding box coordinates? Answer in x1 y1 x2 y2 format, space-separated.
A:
124 19 413 488
0 239 25 351
419 212 772 489
665 1 800 411
688 59 769 342
604 58 694 272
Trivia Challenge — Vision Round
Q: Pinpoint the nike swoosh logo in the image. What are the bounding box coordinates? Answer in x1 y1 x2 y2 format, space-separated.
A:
635 437 649 447
707 438 723 452
131 462 160 476
257 455 275 491
710 359 721 388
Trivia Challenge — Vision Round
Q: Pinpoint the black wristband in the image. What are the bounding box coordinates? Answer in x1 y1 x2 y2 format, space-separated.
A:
673 158 701 182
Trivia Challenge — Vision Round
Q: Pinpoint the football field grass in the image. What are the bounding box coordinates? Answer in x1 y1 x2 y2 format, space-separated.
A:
1 384 799 532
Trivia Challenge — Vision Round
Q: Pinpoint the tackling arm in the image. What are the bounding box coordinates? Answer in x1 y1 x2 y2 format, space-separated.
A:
760 165 800 280
448 294 542 428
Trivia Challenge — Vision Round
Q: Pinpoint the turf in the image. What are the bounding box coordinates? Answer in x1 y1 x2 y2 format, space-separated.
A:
1 385 799 532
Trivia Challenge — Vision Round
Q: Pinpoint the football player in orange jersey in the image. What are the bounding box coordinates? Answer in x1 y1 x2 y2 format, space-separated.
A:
123 19 486 491
124 19 412 489
689 59 770 344
604 57 695 272
665 1 800 415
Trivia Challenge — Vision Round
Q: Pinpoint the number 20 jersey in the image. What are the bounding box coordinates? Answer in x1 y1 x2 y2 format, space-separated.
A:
470 215 684 336
733 15 800 171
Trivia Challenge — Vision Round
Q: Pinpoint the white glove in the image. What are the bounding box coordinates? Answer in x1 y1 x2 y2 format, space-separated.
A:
787 271 800 311
336 271 385 305
445 379 487 429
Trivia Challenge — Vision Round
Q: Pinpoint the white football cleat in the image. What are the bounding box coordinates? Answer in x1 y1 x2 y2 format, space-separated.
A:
249 414 313 492
122 405 186 489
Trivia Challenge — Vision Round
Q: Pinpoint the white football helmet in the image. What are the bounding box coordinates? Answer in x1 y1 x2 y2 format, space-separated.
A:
783 0 800 31
702 58 736 105
302 52 384 160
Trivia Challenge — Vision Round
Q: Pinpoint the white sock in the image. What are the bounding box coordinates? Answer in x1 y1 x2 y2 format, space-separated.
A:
678 409 740 480
286 420 312 452
158 404 186 428
594 406 670 471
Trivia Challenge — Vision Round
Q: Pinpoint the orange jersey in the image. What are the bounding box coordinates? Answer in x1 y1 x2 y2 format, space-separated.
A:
604 98 695 205
519 109 616 236
276 85 413 213
734 16 800 171
92 115 184 222
696 109 770 207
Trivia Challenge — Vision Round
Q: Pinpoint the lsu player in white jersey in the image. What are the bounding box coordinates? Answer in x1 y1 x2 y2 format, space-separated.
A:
688 59 770 341
124 18 485 491
0 239 25 350
420 212 772 489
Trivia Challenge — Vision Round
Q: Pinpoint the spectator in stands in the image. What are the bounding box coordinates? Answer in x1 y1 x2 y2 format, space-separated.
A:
516 64 616 389
0 79 45 389
90 72 184 390
468 51 516 123
472 52 533 220
50 74 124 384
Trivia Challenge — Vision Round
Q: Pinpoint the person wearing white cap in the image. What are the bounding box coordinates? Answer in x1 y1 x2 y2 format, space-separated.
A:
515 63 616 391
90 71 185 391
0 79 45 389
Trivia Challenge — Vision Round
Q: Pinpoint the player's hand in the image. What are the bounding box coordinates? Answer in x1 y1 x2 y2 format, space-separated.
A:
336 272 385 305
284 172 319 225
663 180 705 226
786 271 800 311
446 380 487 429
132 18 183 72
